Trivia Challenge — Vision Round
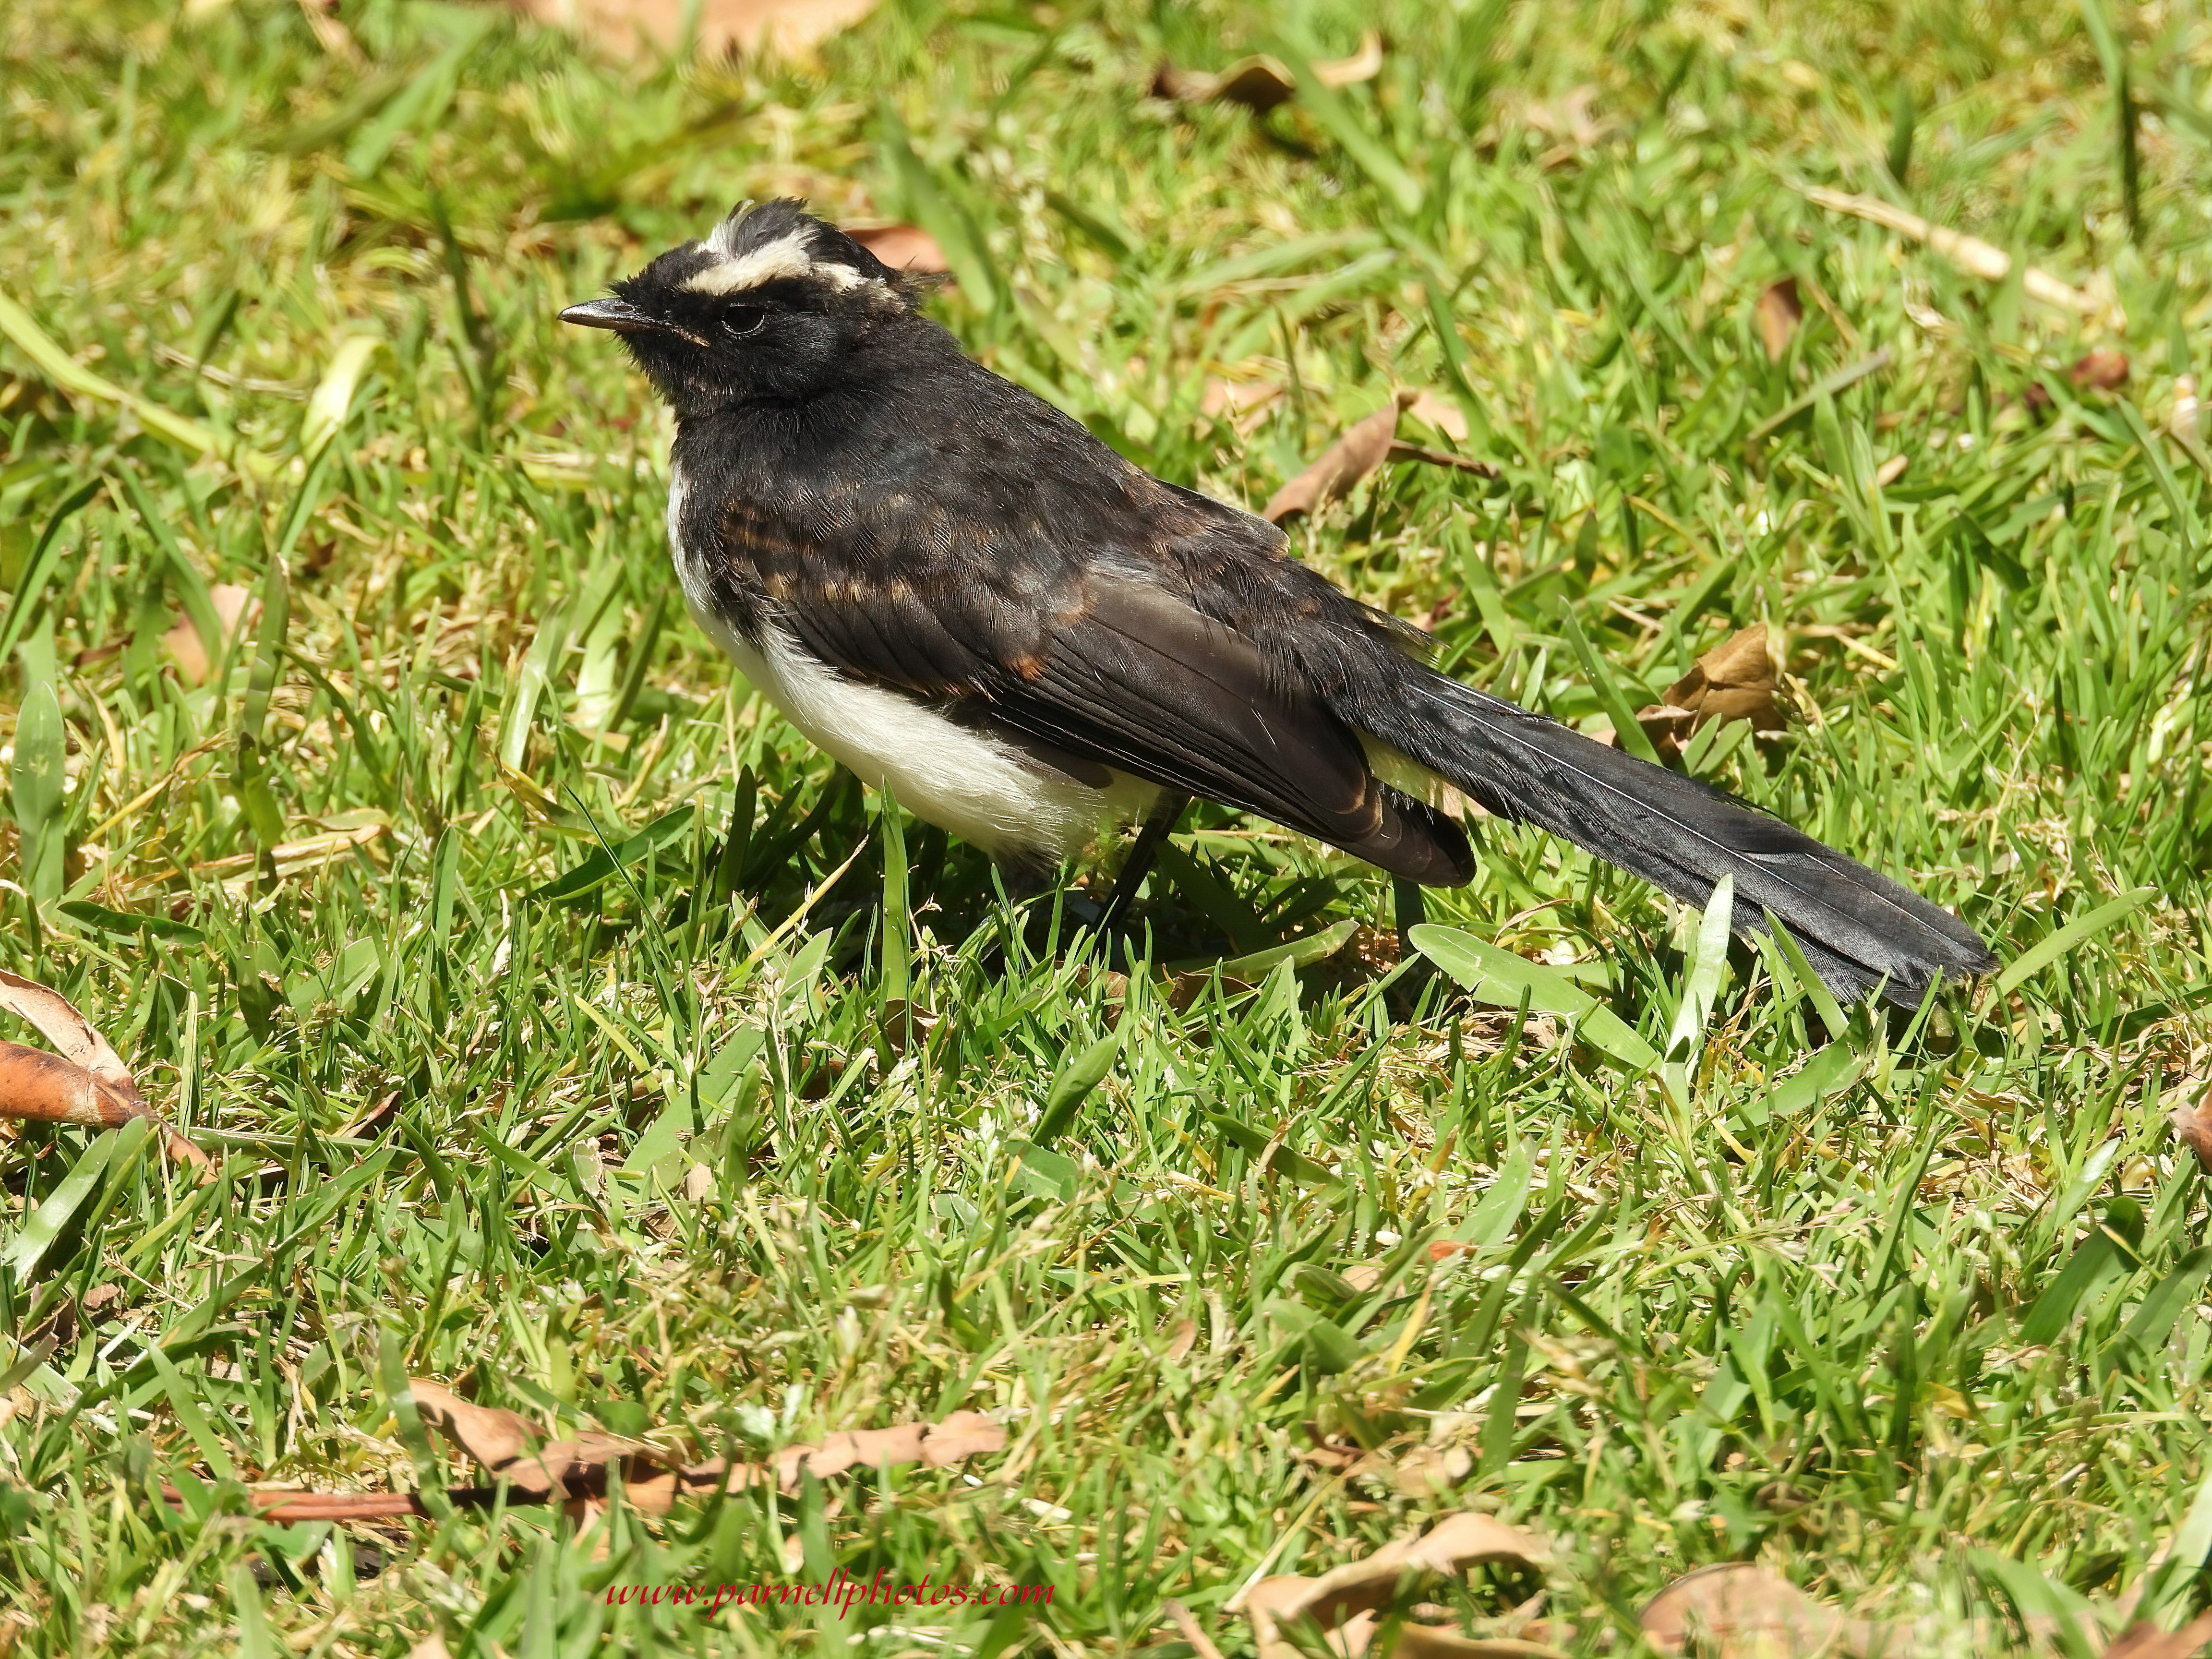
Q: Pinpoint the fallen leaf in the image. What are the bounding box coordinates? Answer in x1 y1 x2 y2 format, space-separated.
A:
168 1387 1008 1523
2105 1612 2212 1659
408 1635 451 1659
1264 392 1414 522
1640 1564 1858 1658
847 224 948 276
1243 1511 1548 1659
2173 1088 2212 1174
0 973 205 1166
406 1379 543 1470
2071 350 2128 392
1152 30 1381 112
1757 277 1803 363
1407 390 1470 443
914 1410 1007 1467
163 582 255 686
506 0 878 60
1635 625 1783 761
1153 56 1296 113
1164 1317 1199 1362
0 971 137 1099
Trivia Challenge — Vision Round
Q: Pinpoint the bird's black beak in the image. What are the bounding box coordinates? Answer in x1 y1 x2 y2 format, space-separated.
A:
559 298 707 348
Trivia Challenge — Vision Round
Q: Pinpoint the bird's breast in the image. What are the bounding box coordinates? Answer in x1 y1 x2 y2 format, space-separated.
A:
660 464 1152 866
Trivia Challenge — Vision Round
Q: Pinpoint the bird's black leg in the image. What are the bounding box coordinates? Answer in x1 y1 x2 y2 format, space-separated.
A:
1393 878 1429 954
1389 878 1435 1015
1098 792 1191 935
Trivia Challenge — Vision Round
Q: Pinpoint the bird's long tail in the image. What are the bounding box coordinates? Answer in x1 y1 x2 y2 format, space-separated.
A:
1350 669 1995 1006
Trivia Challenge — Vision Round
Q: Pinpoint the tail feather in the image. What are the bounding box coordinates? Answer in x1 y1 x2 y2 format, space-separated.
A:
1352 670 1996 1006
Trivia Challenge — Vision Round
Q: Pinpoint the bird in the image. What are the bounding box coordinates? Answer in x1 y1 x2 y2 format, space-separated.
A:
560 198 1996 1008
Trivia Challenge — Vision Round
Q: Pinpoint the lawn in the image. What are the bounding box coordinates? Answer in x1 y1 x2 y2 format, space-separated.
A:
4 0 2212 1652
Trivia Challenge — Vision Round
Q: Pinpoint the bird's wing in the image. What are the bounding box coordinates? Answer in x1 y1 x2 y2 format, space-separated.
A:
786 567 1376 841
714 484 1471 878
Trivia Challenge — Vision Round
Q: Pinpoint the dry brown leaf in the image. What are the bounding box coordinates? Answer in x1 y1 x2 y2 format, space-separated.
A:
1757 278 1803 363
1265 392 1414 522
506 1433 655 1502
916 1409 1008 1467
506 0 878 60
1152 30 1381 111
181 1389 1006 1523
0 974 205 1166
781 1421 927 1482
407 1634 452 1659
0 1043 148 1135
0 971 137 1100
1399 1513 1545 1576
1636 626 1783 760
2170 1088 2212 1174
847 224 949 276
2105 1612 2212 1659
1640 1564 1861 1658
407 1379 545 1470
162 582 254 686
1164 1317 1199 1362
1153 56 1296 112
1245 1512 1548 1659
1407 390 1470 442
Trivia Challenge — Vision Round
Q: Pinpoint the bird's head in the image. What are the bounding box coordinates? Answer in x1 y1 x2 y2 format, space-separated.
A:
560 199 927 417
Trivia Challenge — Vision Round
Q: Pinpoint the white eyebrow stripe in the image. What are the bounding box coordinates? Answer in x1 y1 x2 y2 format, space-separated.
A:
681 231 867 295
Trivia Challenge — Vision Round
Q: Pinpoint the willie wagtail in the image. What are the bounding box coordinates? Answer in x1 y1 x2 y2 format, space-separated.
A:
561 199 1996 1007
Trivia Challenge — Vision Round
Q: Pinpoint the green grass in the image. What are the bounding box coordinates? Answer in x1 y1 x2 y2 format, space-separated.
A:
4 0 2212 1652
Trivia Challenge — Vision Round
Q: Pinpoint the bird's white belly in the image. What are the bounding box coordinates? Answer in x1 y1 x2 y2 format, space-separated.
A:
667 477 1150 865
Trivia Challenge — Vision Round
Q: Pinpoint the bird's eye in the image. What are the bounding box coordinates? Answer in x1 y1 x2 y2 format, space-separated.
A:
722 306 767 339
